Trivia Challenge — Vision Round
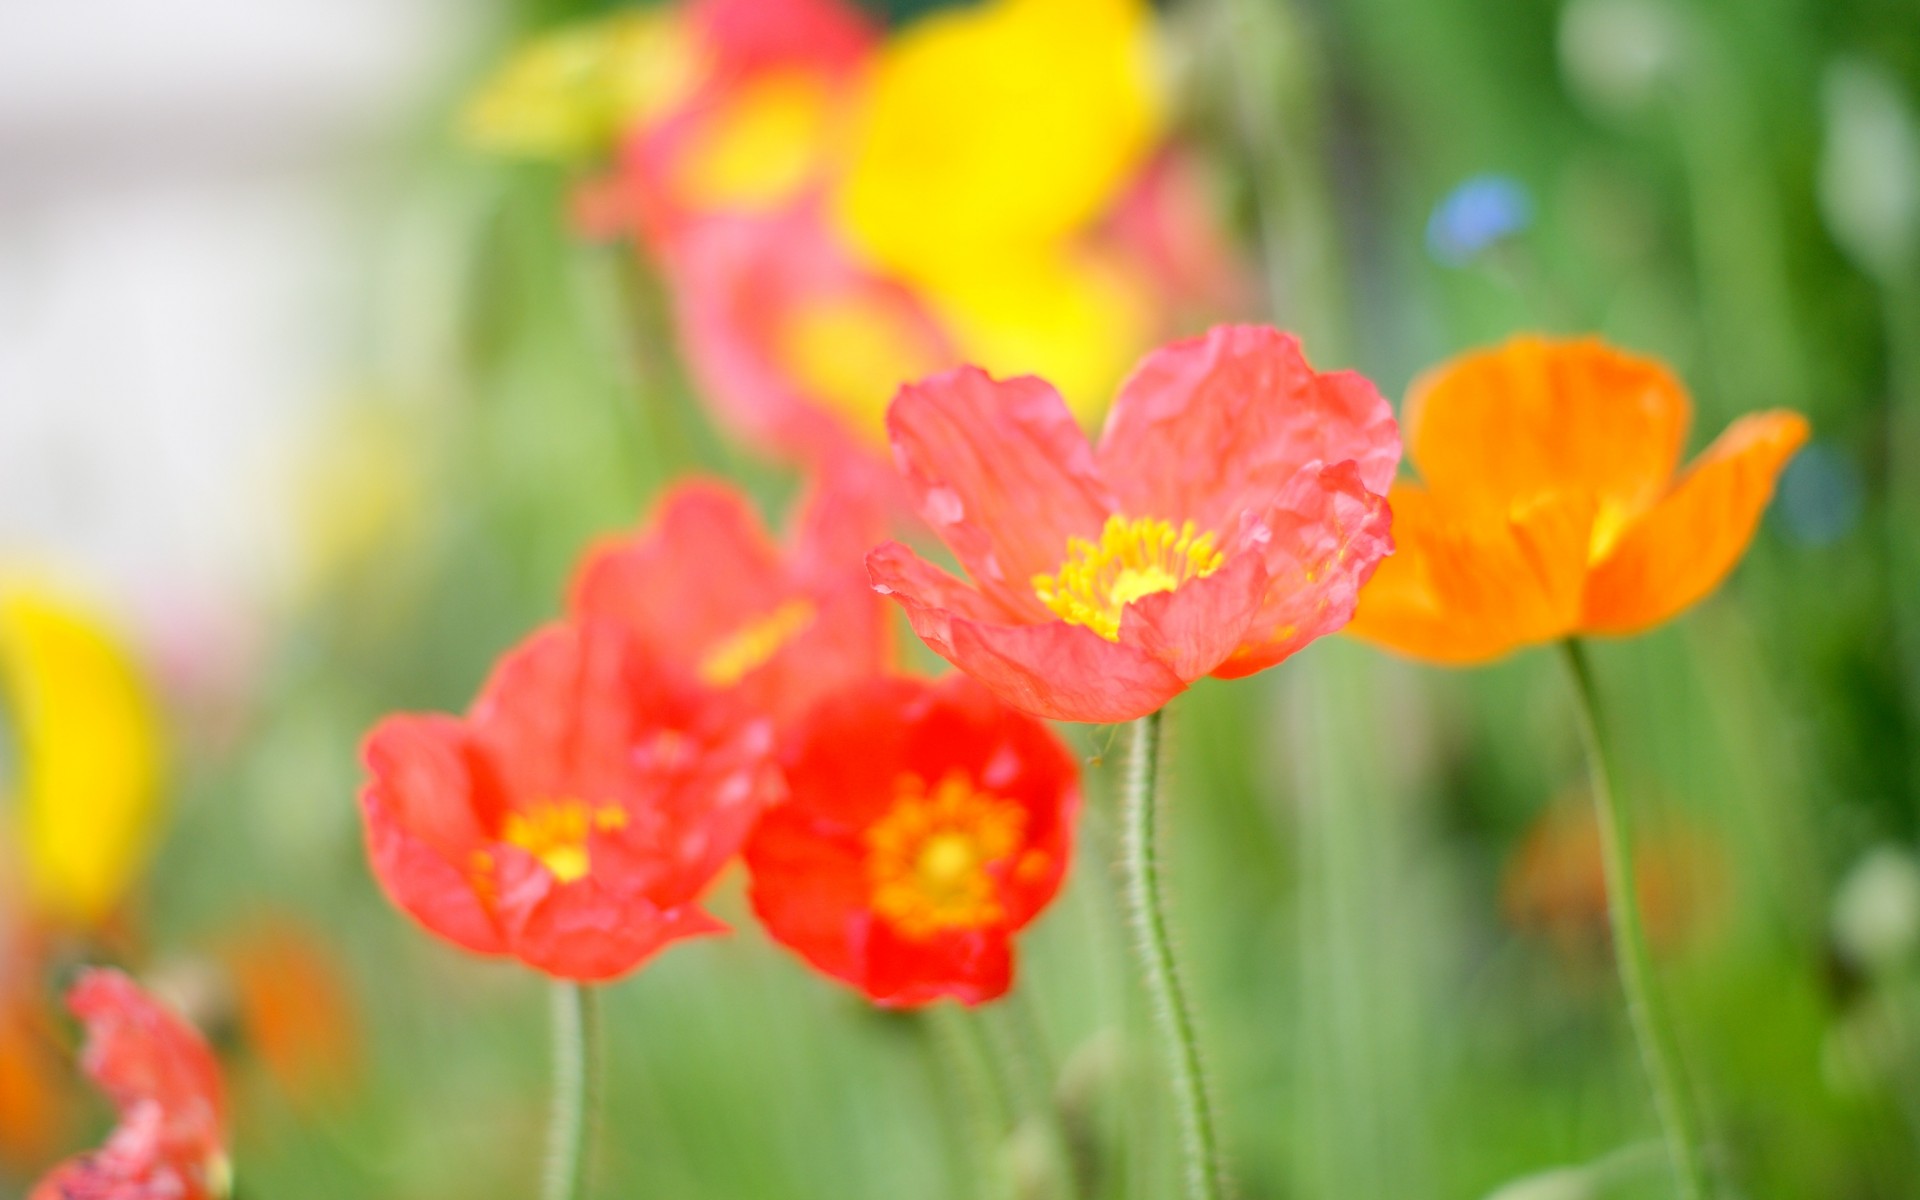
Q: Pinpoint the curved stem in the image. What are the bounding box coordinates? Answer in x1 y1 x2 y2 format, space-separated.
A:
1559 640 1711 1200
1119 710 1229 1200
543 982 601 1200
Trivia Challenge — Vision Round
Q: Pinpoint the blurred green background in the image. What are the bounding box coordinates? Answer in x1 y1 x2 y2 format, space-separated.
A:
9 0 1920 1197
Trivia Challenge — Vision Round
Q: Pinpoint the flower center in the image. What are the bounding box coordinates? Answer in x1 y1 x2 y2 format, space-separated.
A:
697 599 816 688
866 773 1032 940
1031 515 1225 641
500 799 628 884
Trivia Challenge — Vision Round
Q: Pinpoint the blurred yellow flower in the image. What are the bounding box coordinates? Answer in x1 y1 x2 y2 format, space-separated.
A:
0 582 164 928
461 9 703 160
833 0 1164 287
923 246 1156 422
673 71 843 212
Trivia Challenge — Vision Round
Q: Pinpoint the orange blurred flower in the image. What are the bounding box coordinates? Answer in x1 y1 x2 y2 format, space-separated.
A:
1501 796 1725 957
1348 336 1809 662
0 989 74 1175
221 922 362 1110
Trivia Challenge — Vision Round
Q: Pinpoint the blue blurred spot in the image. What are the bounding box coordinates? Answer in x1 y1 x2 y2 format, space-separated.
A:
1427 174 1534 266
1777 441 1864 547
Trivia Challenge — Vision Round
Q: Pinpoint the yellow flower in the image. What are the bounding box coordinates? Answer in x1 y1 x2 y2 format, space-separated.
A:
0 581 164 928
833 0 1164 286
921 244 1156 422
461 9 703 161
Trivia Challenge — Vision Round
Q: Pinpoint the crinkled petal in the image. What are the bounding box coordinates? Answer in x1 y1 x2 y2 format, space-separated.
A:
1215 461 1396 678
887 366 1116 617
491 848 727 982
1346 482 1597 664
1097 324 1400 529
1120 549 1268 682
1583 411 1809 634
1406 336 1689 530
945 615 1185 724
867 540 1018 662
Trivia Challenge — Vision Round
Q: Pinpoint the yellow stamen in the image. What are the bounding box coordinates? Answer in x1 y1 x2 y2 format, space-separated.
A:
697 599 817 687
500 800 627 884
867 773 1031 940
1031 515 1225 640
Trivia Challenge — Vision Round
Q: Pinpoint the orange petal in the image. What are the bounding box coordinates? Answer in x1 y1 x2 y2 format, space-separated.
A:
1581 410 1810 634
1406 336 1690 535
1347 482 1595 664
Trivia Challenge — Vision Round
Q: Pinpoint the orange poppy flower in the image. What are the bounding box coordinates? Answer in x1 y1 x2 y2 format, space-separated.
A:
359 621 780 981
869 324 1399 723
570 474 893 726
744 674 1078 1006
1348 336 1809 662
30 969 227 1200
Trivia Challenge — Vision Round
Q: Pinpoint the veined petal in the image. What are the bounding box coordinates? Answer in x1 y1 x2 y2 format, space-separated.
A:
1120 548 1268 682
1406 336 1689 531
945 614 1185 724
1217 461 1396 677
1346 483 1596 664
1098 325 1401 530
1582 410 1809 634
887 367 1116 616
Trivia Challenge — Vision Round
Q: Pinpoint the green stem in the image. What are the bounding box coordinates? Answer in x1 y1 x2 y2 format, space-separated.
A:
927 1006 1014 1200
543 982 601 1200
1559 640 1711 1200
1119 710 1229 1200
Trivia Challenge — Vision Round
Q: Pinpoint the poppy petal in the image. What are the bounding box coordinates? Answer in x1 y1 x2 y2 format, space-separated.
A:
492 848 727 982
1216 462 1398 677
1582 410 1809 634
945 614 1185 724
360 792 506 957
1346 483 1596 664
865 923 1013 1007
1098 324 1400 530
867 540 1019 664
887 366 1115 617
1120 548 1268 681
1405 336 1689 527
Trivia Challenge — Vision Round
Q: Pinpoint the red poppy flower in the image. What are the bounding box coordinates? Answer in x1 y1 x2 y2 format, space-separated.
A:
30 969 227 1200
359 621 780 981
662 206 956 467
744 674 1078 1006
868 324 1400 723
571 474 892 726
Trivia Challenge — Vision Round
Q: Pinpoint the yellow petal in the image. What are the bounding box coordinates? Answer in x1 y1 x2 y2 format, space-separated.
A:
833 0 1163 284
1581 410 1809 634
0 581 164 927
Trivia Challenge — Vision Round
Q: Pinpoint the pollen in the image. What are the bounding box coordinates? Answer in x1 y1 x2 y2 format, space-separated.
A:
500 799 627 884
867 773 1032 940
1031 515 1226 641
697 599 817 687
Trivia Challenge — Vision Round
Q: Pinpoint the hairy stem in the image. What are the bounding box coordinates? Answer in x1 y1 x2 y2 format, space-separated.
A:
1120 709 1229 1200
543 982 601 1200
